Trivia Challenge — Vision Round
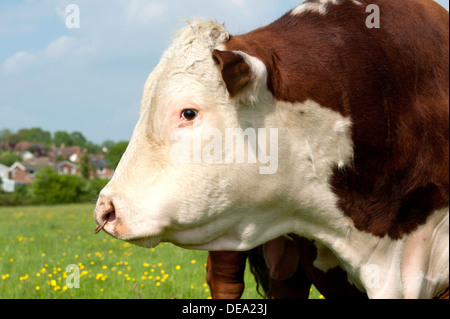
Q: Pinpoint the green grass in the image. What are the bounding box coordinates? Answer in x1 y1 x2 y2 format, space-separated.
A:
0 203 322 299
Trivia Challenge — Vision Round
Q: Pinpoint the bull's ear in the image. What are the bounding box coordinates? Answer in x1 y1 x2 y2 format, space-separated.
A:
212 49 253 98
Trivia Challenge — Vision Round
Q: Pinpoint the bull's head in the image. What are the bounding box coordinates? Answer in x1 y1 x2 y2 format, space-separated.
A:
93 19 353 252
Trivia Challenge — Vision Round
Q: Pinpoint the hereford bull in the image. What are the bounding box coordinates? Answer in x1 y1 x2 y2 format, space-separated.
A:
94 0 449 299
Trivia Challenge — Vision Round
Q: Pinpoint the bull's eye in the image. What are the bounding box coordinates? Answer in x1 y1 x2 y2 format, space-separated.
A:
181 109 198 121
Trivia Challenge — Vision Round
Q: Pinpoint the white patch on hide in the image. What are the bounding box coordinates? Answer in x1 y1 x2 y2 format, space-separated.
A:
291 0 362 16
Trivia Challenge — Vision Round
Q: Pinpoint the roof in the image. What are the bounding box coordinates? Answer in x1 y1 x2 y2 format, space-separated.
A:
49 146 83 159
55 161 78 170
13 142 45 152
20 157 54 170
89 154 111 169
91 159 109 168
9 162 27 171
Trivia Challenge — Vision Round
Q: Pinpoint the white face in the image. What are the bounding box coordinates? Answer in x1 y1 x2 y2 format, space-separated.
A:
94 20 281 250
94 19 353 252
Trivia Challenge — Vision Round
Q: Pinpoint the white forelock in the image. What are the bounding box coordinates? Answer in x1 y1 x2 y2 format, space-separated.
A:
162 19 230 68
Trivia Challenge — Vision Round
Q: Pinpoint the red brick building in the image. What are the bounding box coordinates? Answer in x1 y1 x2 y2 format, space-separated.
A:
9 157 54 185
55 161 78 175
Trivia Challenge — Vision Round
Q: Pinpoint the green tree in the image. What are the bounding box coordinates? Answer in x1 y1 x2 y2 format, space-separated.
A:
53 131 72 147
84 141 101 154
105 141 129 170
53 130 90 148
0 151 21 166
101 140 115 151
31 167 86 204
80 154 93 179
84 177 110 200
15 128 52 145
70 131 87 148
6 133 21 146
0 129 12 144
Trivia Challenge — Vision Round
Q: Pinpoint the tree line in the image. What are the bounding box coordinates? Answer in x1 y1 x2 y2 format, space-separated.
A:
1 127 108 154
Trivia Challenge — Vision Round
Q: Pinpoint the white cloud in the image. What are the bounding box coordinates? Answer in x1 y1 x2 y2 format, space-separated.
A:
45 36 78 56
45 35 95 57
126 0 168 25
3 51 35 74
2 35 97 75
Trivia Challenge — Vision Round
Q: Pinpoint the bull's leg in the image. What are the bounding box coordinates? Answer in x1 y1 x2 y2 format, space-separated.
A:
268 265 312 299
206 251 248 299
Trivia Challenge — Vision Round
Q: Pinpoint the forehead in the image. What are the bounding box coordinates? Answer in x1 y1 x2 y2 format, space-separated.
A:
140 19 230 113
156 72 223 106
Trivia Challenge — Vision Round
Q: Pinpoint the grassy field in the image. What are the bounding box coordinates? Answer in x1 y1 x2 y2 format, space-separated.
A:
0 203 322 299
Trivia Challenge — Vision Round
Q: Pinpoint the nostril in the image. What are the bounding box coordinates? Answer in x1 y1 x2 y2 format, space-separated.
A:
94 198 117 234
103 199 116 222
105 210 116 223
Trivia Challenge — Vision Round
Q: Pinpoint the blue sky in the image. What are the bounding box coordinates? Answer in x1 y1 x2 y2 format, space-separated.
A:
1 0 449 144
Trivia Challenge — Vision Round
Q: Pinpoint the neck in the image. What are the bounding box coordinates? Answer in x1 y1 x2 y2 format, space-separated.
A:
291 205 449 298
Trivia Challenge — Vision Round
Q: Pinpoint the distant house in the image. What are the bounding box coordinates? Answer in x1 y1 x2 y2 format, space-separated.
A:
9 162 32 185
49 145 84 163
0 163 8 180
55 161 78 175
9 157 54 185
0 163 15 193
89 154 114 179
13 142 46 160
